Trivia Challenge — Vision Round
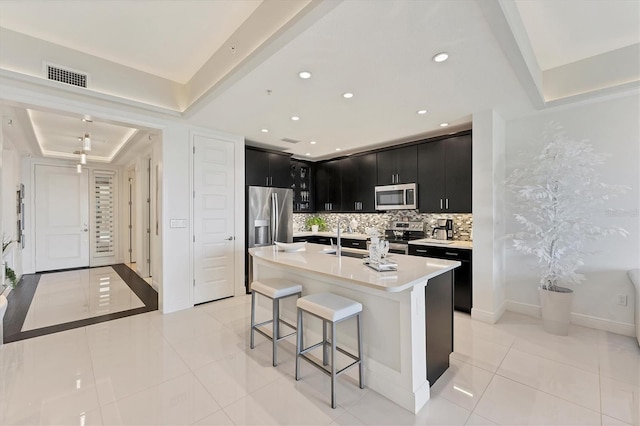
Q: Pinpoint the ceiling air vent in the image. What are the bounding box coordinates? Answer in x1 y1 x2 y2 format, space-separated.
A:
46 64 88 88
281 138 301 144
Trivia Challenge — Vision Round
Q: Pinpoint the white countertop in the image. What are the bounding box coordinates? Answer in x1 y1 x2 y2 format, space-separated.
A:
409 239 473 250
294 231 370 240
249 243 460 293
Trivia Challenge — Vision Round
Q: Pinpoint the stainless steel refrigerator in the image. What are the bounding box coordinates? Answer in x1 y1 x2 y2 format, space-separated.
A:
246 186 293 290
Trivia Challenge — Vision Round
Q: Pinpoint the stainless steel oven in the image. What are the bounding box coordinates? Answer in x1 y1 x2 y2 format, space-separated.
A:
383 221 425 254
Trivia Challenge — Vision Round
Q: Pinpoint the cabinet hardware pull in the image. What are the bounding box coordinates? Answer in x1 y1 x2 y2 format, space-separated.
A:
266 177 269 186
440 199 443 209
445 252 458 256
270 176 273 186
446 198 449 209
417 249 426 253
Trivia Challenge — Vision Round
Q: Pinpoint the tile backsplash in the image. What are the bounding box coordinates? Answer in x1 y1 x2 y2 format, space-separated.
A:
293 211 473 241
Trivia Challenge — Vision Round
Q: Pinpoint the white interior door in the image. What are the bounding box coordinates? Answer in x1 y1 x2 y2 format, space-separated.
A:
128 170 136 263
193 135 235 304
35 164 89 271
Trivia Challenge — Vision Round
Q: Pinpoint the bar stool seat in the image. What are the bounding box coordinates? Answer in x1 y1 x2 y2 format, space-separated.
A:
295 292 364 408
297 293 362 322
250 279 302 366
252 280 302 299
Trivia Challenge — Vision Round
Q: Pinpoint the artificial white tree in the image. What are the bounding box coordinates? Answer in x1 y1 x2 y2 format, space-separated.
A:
508 122 628 292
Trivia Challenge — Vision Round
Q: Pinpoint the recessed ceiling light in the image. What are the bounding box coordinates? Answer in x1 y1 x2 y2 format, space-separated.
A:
291 116 300 121
417 109 428 115
310 141 317 145
298 71 312 79
305 152 311 156
342 92 354 99
335 148 341 151
261 128 269 133
433 52 449 62
440 122 449 127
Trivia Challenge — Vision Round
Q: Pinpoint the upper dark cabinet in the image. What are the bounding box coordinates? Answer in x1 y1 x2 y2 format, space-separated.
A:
418 133 472 213
245 147 291 188
315 160 342 212
341 153 377 212
376 146 418 185
291 160 314 212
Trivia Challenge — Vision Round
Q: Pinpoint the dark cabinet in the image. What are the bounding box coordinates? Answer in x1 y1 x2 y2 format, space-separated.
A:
418 133 472 213
377 146 418 185
291 160 314 212
340 153 377 212
293 235 333 245
409 245 472 313
293 235 366 248
341 238 367 250
315 160 342 212
425 270 454 385
245 147 291 188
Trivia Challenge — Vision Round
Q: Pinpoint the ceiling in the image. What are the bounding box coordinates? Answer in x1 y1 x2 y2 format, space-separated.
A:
1 0 638 163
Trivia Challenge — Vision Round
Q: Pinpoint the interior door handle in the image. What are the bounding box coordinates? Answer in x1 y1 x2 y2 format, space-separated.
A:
225 236 234 241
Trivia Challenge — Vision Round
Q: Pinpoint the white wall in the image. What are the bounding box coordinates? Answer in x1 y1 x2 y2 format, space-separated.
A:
504 92 640 334
1 135 23 281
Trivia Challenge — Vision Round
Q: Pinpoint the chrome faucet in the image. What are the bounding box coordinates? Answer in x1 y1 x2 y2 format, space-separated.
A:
336 218 347 257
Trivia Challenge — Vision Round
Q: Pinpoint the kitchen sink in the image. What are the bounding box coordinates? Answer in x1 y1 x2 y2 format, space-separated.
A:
321 249 368 259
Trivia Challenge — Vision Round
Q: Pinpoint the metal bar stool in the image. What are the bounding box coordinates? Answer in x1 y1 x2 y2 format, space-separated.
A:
295 292 364 408
250 279 302 366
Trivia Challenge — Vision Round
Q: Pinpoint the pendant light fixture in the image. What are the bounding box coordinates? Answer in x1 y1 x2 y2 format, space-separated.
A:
82 117 92 151
83 133 91 151
77 163 82 173
80 152 87 165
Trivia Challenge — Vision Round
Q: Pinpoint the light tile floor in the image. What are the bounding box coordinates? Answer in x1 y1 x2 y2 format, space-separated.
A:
1 294 638 425
21 267 144 331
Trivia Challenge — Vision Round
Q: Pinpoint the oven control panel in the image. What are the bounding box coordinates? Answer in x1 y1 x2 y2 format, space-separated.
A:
388 221 423 232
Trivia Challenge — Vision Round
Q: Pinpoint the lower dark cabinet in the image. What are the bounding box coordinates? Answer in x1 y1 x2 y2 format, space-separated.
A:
409 245 472 313
340 238 367 249
425 270 454 385
293 236 367 248
293 236 332 245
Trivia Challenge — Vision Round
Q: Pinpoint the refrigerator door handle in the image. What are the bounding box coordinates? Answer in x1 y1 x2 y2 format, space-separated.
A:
271 192 280 243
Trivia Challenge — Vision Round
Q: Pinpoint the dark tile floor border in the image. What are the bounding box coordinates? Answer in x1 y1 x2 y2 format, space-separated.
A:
2 264 158 344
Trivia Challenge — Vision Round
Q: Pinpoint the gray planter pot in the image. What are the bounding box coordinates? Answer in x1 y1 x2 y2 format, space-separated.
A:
538 286 574 336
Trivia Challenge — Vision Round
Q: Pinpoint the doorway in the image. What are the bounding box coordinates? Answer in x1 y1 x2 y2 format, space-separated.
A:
34 164 89 271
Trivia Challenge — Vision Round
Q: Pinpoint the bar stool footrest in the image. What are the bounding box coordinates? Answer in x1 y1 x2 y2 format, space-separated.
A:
298 352 361 378
253 323 297 342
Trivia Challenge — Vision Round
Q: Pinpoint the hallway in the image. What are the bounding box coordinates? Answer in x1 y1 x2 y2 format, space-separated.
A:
2 264 157 343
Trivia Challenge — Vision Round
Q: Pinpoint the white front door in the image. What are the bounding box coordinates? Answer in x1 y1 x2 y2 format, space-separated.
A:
193 135 235 304
35 164 90 271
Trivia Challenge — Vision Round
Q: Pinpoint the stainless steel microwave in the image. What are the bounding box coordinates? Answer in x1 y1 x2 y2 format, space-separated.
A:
374 183 417 210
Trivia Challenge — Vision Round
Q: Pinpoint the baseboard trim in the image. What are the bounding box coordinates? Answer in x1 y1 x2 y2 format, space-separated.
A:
471 301 506 324
571 312 635 337
505 300 635 337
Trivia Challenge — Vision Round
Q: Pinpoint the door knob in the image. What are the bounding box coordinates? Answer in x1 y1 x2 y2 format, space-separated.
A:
82 228 88 232
225 236 234 241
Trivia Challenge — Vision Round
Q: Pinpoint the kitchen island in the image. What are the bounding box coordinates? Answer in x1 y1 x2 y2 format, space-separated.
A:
249 243 460 413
